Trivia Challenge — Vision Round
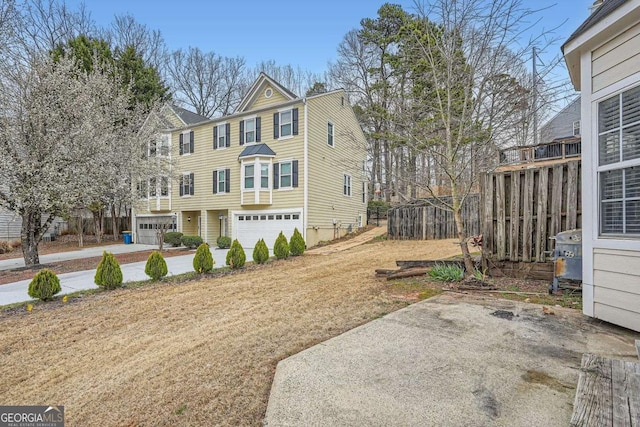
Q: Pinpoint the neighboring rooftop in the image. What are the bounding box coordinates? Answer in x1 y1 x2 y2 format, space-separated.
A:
170 105 209 125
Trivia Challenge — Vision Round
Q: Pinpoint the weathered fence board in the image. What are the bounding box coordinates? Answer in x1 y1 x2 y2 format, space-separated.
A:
387 194 480 240
481 160 581 262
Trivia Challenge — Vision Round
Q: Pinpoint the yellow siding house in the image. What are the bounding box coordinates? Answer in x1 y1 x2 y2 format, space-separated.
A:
133 73 368 249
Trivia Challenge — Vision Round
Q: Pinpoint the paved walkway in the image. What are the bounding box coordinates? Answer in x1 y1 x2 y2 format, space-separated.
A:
305 224 387 255
0 244 162 271
265 294 640 426
0 248 229 306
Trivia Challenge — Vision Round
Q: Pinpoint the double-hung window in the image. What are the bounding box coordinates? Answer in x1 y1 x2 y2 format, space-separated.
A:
598 85 640 236
244 164 254 190
343 174 352 196
160 177 169 197
179 131 194 155
327 122 334 147
260 163 269 189
280 162 292 188
214 169 230 194
149 177 157 197
273 108 298 139
180 173 194 196
214 123 230 149
245 118 256 143
273 160 299 189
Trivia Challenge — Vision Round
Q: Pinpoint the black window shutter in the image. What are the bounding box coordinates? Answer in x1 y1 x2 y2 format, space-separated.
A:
213 126 218 149
213 170 217 194
273 163 279 189
179 175 184 196
189 172 194 195
179 133 184 155
273 113 279 139
225 169 230 193
256 117 261 142
189 131 194 153
292 108 299 135
239 120 244 145
225 123 231 147
292 160 299 187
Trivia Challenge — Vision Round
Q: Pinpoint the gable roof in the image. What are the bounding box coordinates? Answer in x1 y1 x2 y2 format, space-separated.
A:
563 0 628 50
235 72 297 113
169 105 210 126
238 143 276 159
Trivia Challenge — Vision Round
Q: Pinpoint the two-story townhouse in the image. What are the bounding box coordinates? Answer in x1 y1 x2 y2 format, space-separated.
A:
133 73 368 249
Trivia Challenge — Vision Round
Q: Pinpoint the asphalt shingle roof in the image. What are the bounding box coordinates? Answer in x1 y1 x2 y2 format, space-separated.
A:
563 0 628 50
238 144 276 158
171 105 209 125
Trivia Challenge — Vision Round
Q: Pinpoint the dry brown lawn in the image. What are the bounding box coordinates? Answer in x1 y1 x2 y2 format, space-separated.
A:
0 239 460 426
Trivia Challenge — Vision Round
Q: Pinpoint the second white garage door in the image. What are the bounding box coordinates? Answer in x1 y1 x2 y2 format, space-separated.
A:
233 210 302 249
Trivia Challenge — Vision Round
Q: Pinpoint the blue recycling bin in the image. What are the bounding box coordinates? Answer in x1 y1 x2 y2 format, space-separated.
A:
123 231 132 244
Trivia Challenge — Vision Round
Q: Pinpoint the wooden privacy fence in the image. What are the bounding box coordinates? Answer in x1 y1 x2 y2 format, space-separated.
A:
481 160 581 262
387 194 481 240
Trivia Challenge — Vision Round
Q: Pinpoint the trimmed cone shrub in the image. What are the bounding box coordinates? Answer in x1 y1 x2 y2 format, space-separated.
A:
145 251 168 280
164 232 183 247
94 251 123 289
252 238 269 264
193 243 214 273
273 231 290 260
226 239 246 269
28 268 61 301
181 235 203 249
216 235 231 249
290 228 305 256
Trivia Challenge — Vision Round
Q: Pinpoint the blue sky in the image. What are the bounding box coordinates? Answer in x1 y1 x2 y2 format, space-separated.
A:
72 0 594 82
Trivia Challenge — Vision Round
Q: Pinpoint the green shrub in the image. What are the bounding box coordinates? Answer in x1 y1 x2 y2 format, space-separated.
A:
28 269 61 301
94 251 123 289
226 239 246 269
216 235 231 249
252 239 269 264
273 232 290 260
428 263 464 282
181 235 203 249
193 243 214 273
145 251 168 280
289 228 305 256
164 232 183 247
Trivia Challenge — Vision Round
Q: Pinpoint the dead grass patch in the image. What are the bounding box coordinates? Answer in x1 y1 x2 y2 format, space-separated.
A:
0 239 460 426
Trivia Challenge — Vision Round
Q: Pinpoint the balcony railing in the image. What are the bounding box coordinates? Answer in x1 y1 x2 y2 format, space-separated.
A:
498 137 581 166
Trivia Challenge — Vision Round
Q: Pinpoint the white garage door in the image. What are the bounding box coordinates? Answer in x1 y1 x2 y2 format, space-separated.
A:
234 211 302 249
136 215 176 245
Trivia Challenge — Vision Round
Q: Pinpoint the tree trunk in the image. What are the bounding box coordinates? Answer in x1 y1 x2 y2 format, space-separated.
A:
454 205 475 277
20 210 41 266
92 207 104 243
111 204 119 241
76 212 84 248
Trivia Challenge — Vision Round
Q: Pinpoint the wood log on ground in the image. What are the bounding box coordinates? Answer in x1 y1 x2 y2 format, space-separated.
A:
386 268 431 280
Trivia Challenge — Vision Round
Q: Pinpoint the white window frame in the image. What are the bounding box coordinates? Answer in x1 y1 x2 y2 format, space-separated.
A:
181 130 193 155
572 120 581 136
160 176 169 197
217 169 227 194
597 84 640 237
343 174 352 197
182 172 193 197
279 109 293 138
279 161 293 189
149 177 157 197
216 123 227 150
327 121 334 147
243 164 255 190
244 117 256 144
260 162 270 189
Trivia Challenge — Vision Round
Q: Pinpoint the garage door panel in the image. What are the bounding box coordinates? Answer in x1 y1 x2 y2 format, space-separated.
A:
135 216 175 245
234 211 301 248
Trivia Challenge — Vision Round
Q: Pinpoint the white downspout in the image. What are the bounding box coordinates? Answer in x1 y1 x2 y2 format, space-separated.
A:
303 99 309 241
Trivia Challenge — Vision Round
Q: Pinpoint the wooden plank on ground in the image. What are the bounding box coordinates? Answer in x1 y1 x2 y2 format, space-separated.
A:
396 260 461 269
386 267 431 280
536 168 549 262
567 161 579 229
571 354 613 427
510 171 521 262
611 358 640 427
522 169 534 262
550 164 563 239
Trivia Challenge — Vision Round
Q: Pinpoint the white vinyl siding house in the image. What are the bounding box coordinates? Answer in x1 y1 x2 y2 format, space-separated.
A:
563 0 640 331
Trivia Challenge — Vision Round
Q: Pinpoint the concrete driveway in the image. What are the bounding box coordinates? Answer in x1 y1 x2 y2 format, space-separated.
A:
0 247 229 306
265 293 640 426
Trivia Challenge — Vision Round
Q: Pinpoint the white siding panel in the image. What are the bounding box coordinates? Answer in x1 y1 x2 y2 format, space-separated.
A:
594 269 640 293
593 251 640 277
592 52 640 92
594 303 640 332
594 286 640 313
